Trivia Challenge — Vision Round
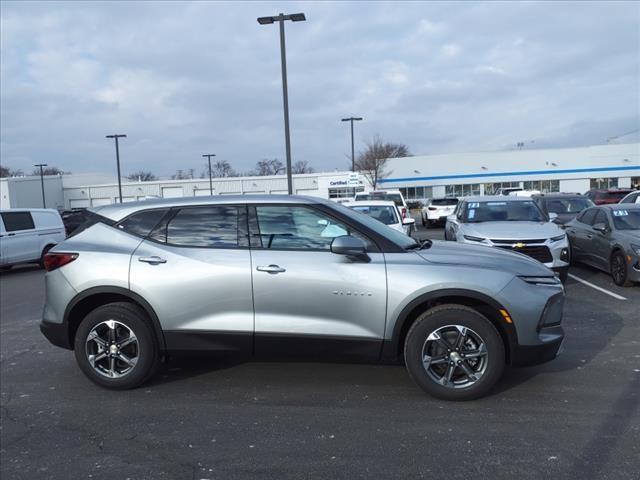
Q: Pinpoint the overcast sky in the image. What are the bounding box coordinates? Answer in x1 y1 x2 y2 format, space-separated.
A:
1 1 639 178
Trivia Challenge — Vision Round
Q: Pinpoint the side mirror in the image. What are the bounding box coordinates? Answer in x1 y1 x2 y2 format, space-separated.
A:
592 223 608 234
402 218 415 226
548 212 558 222
330 235 369 262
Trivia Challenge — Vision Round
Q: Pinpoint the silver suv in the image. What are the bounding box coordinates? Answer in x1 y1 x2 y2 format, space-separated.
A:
41 196 565 400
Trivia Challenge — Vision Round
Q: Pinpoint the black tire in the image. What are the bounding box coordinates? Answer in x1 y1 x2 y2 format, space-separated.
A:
421 215 426 227
0 265 12 272
74 302 160 389
610 251 631 287
558 266 569 284
39 244 55 269
404 304 505 401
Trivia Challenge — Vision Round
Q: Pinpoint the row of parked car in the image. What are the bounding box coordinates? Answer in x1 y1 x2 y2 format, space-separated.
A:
413 188 639 286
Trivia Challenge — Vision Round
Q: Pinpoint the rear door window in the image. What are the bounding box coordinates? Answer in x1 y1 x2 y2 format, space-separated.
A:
578 208 598 225
1 212 35 231
593 209 609 228
153 206 244 248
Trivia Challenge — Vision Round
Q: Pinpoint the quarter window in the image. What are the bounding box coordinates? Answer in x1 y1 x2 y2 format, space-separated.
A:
253 205 371 251
154 206 242 248
117 209 169 238
593 209 609 228
1 212 35 231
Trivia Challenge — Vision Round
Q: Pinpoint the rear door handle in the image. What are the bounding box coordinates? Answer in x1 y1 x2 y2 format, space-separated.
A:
138 256 167 265
256 264 286 274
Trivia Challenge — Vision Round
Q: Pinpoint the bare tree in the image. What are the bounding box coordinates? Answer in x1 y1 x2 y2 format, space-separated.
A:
206 160 236 178
31 166 65 176
291 160 314 174
0 165 11 178
127 170 157 181
354 135 410 189
253 158 285 176
171 169 195 180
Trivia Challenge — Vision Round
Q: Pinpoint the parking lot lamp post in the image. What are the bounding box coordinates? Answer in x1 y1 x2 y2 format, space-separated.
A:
341 117 363 172
105 134 127 203
257 12 306 195
202 154 216 195
33 163 48 208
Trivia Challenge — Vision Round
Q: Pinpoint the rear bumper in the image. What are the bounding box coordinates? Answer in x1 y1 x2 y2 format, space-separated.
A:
40 320 72 350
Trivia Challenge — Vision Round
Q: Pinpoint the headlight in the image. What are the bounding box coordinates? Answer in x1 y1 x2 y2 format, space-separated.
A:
464 235 485 242
631 243 640 256
550 234 566 242
519 276 561 286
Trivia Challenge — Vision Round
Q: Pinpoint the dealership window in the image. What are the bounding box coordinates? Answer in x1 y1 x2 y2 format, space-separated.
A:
631 177 640 189
328 186 364 199
523 180 560 193
590 178 618 189
398 186 433 200
445 184 481 197
483 182 521 195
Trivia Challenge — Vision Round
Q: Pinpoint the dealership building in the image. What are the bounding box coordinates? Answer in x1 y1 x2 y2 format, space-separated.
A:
1 142 638 210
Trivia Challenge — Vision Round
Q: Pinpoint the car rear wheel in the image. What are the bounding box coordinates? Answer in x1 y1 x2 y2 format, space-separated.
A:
404 304 505 401
74 302 160 389
610 251 631 287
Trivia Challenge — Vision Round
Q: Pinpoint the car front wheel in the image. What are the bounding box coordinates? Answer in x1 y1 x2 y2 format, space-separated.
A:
404 304 505 401
74 302 160 389
610 251 631 287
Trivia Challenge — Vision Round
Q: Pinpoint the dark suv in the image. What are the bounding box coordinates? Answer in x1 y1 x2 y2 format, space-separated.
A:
584 188 634 205
533 193 595 225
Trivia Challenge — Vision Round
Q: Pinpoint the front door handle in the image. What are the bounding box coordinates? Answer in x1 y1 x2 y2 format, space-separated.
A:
256 264 286 274
138 256 167 265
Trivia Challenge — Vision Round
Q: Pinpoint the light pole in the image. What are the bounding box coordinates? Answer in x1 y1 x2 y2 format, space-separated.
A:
341 117 363 172
106 134 127 203
34 163 48 208
257 12 306 195
202 154 216 195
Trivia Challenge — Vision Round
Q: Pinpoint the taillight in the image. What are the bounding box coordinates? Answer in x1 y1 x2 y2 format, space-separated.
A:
44 253 78 272
401 207 407 219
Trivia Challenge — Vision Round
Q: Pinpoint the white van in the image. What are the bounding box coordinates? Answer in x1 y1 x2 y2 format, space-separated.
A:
0 209 66 270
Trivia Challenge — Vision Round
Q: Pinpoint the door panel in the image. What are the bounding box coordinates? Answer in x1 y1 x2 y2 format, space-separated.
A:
130 241 254 347
249 204 388 359
251 249 387 358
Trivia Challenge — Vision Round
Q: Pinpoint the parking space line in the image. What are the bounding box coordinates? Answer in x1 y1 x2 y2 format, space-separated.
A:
567 273 627 301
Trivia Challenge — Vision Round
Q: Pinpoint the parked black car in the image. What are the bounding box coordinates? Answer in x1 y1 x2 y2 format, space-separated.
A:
533 193 594 226
60 208 90 236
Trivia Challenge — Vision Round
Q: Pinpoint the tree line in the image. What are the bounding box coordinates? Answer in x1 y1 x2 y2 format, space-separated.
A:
1 135 409 189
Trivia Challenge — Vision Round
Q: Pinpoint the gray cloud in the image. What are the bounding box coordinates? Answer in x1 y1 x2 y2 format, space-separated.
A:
1 0 638 177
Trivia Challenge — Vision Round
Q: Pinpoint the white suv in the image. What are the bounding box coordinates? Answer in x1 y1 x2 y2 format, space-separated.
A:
353 190 411 222
421 198 459 227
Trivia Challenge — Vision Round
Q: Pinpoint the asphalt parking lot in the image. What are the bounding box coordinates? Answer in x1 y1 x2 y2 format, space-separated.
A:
1 227 639 480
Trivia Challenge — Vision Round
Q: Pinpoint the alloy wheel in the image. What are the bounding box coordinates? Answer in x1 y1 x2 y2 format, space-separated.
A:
611 254 626 285
421 325 488 389
85 319 139 378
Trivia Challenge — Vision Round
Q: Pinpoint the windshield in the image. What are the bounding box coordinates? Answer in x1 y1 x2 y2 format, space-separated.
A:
333 203 417 249
544 198 594 214
611 209 640 230
356 193 403 207
350 205 398 225
431 198 458 206
464 200 546 222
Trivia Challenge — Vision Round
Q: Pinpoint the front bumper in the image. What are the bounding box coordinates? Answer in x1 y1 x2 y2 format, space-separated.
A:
497 277 565 367
511 326 564 366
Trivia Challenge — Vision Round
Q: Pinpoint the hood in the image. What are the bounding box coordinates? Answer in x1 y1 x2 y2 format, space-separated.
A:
416 240 553 277
615 229 640 244
462 221 562 240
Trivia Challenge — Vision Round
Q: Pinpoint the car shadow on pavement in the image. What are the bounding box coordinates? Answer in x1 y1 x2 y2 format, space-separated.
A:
491 292 625 396
0 265 42 276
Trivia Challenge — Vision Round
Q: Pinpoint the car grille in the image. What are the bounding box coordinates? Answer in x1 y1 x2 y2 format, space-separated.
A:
496 245 553 263
490 239 546 245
